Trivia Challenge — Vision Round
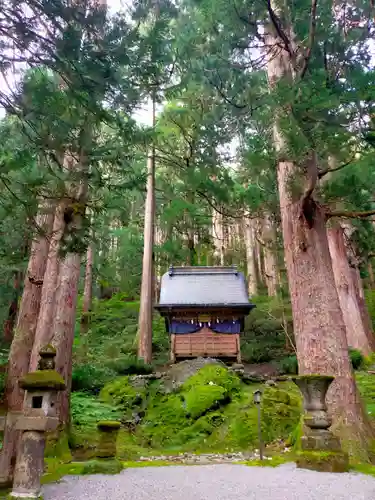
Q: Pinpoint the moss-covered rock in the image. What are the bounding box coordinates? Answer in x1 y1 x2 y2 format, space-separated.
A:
184 385 227 419
182 364 241 394
261 385 302 443
97 420 121 430
19 370 65 390
296 450 349 473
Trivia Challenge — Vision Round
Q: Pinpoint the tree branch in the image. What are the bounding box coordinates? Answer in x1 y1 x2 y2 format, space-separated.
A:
318 156 355 178
300 0 318 79
326 209 375 220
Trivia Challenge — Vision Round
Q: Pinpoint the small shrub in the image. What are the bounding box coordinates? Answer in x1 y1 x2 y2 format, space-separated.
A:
241 342 274 363
107 355 153 376
279 355 299 375
71 364 114 394
349 348 364 370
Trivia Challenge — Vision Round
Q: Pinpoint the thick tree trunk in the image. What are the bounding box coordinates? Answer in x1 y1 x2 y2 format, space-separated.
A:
81 244 94 335
53 252 82 425
266 4 373 460
243 217 258 296
0 202 54 485
327 226 374 355
28 200 67 371
138 150 155 364
3 271 23 343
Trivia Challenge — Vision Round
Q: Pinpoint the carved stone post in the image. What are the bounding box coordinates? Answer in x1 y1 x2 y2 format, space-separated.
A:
9 345 65 500
293 375 349 472
96 421 121 459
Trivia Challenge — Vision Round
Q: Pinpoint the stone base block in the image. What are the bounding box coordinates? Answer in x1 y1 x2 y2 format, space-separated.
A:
297 450 349 473
8 494 43 499
301 430 342 452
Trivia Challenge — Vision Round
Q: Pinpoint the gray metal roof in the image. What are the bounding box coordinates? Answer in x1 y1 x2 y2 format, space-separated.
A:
157 266 253 307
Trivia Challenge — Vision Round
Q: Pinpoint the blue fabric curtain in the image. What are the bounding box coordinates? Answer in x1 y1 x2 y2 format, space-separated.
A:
169 320 241 334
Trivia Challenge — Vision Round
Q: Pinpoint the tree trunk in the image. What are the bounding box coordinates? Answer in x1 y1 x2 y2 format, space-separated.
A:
0 202 54 485
81 244 94 335
263 214 279 296
3 271 23 343
266 3 373 460
351 264 375 351
138 150 155 363
53 252 82 425
28 200 67 371
327 226 374 355
243 217 258 296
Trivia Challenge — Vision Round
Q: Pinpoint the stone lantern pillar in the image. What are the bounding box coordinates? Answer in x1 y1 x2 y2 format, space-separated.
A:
9 345 66 500
96 420 121 459
293 375 349 472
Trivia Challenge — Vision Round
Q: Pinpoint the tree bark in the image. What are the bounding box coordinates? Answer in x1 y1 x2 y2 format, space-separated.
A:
0 202 54 485
263 214 279 296
28 200 67 371
138 150 155 363
53 252 82 425
327 225 374 355
266 2 373 460
243 217 258 296
81 244 94 335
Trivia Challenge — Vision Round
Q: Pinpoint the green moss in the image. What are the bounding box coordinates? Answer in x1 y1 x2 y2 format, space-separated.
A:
99 376 146 416
122 460 175 468
45 429 72 463
245 454 295 467
81 459 123 475
19 370 65 390
42 460 85 485
261 384 302 443
184 385 227 419
292 374 335 381
296 450 349 473
97 420 121 430
182 365 241 394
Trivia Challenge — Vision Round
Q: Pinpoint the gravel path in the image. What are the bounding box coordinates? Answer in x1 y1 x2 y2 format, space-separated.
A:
43 463 375 500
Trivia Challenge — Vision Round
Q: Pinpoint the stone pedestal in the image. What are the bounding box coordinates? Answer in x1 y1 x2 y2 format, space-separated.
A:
10 430 45 499
96 421 121 459
293 375 349 473
8 346 66 499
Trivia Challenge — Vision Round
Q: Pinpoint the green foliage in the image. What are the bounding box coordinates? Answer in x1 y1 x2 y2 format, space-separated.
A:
242 296 293 364
349 349 365 371
99 377 147 415
71 364 115 395
356 372 375 418
279 355 299 375
107 356 153 376
71 392 121 430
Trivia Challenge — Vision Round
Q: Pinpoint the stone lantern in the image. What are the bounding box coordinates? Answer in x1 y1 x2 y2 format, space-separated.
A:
293 375 349 472
9 345 66 500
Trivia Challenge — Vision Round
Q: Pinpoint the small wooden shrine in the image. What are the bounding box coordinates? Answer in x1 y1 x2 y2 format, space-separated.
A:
155 266 255 363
